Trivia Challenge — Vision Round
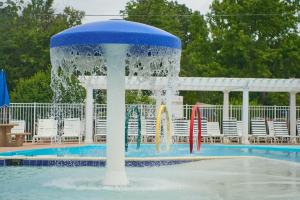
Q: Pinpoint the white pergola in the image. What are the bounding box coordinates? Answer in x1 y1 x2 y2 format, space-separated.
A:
80 76 299 144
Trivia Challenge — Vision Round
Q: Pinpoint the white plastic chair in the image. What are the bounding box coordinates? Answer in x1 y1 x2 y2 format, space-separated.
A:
94 119 107 143
141 118 147 143
61 118 82 143
145 119 156 143
192 117 208 143
297 119 300 135
32 119 58 143
207 122 222 143
273 119 290 143
223 119 241 143
293 119 300 144
10 120 26 134
127 119 140 143
250 118 267 143
173 119 189 143
266 121 278 143
9 120 31 145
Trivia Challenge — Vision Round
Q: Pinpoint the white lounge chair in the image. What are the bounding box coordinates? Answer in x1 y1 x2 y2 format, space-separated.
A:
10 120 27 134
207 122 222 143
127 119 140 143
145 119 156 143
294 119 300 144
94 119 106 143
141 118 147 143
223 119 241 143
273 119 290 143
266 120 277 143
237 121 243 138
192 117 208 143
32 119 58 143
173 119 189 143
297 119 300 135
250 118 267 144
9 120 31 146
61 118 82 143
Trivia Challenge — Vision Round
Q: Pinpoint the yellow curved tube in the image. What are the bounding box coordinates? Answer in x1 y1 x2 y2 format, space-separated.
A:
155 105 171 153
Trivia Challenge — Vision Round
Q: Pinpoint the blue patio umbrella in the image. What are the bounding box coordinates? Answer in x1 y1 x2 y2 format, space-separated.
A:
0 70 10 107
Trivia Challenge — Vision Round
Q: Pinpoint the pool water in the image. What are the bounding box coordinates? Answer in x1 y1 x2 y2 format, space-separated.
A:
1 144 300 163
0 157 299 200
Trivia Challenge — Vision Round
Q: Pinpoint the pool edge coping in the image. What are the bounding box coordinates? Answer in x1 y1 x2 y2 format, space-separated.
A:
0 155 253 161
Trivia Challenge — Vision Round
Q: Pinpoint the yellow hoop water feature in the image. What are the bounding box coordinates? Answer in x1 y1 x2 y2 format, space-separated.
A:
155 105 171 152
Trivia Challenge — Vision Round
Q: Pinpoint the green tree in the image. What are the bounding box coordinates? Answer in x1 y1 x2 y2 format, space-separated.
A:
208 0 300 78
11 70 52 102
181 11 224 78
0 0 84 88
11 70 86 103
3 0 300 105
207 0 300 104
126 91 154 104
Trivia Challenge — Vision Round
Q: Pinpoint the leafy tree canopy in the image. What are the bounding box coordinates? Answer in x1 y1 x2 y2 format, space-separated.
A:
123 0 300 105
11 70 52 102
2 0 300 105
0 0 84 88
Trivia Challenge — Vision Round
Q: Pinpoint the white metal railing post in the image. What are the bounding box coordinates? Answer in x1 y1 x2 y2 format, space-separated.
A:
242 88 250 144
290 92 297 136
33 102 36 137
229 105 232 120
274 105 277 120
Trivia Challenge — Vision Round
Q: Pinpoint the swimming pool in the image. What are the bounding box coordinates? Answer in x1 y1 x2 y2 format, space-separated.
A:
1 157 300 200
1 144 300 163
1 145 300 200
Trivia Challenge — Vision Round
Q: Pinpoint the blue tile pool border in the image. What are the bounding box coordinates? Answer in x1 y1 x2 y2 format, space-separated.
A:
0 156 248 167
0 158 198 167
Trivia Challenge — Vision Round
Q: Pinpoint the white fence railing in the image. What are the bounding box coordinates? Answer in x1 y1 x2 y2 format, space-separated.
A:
2 103 85 141
1 103 299 141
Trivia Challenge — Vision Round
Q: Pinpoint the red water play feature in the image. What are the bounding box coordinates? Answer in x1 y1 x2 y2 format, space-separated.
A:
189 104 202 153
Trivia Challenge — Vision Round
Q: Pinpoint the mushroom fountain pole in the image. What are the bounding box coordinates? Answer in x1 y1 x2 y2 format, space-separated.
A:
103 44 128 185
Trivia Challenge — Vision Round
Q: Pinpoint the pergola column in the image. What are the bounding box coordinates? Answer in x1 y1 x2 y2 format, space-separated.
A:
85 86 94 143
290 91 297 137
223 90 230 121
242 88 250 144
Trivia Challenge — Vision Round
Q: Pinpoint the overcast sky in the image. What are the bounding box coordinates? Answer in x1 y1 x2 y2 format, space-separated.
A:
53 0 213 23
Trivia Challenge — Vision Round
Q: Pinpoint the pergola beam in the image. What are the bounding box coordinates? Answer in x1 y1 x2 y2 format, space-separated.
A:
79 76 300 92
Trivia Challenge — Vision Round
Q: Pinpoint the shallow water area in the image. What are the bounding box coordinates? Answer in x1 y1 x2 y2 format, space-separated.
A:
1 157 300 200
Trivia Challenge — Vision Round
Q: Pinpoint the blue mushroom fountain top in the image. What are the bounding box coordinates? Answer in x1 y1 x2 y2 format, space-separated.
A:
50 20 181 102
51 20 181 49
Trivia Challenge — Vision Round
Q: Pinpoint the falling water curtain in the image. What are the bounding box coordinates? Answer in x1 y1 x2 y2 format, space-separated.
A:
0 70 10 124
